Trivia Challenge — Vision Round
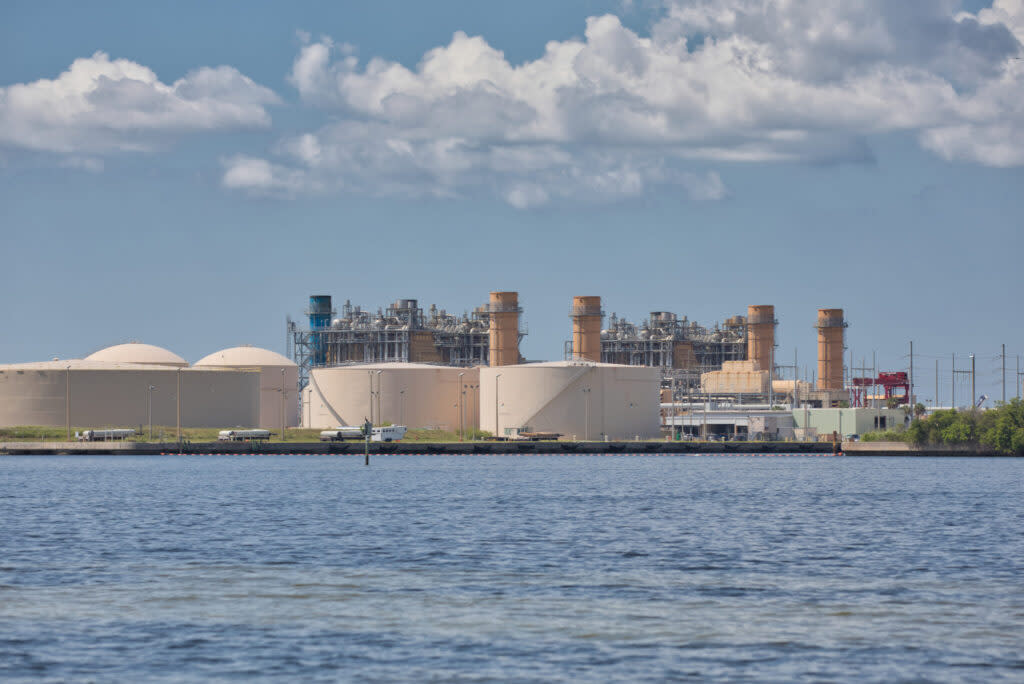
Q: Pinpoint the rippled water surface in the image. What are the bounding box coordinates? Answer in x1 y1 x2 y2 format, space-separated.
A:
1 454 1022 682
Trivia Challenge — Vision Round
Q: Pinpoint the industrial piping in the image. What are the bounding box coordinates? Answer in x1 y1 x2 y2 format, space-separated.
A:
571 296 603 362
488 292 521 367
816 308 846 390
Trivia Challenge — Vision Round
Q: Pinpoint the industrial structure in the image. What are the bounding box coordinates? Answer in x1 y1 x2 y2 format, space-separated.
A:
303 363 479 432
479 360 661 440
0 343 260 430
194 346 299 429
289 295 523 390
595 309 748 390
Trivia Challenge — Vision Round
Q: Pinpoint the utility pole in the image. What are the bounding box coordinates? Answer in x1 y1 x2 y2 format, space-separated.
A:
909 341 914 410
970 354 976 408
952 353 956 409
1002 343 1006 404
368 371 374 426
376 370 383 427
935 360 938 409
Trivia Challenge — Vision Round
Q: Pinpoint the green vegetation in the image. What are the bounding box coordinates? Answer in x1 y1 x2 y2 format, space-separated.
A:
860 430 907 443
403 428 494 442
904 398 1024 455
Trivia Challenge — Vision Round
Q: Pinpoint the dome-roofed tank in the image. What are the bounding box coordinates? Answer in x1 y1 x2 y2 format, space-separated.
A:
194 345 298 429
194 346 296 368
85 342 188 367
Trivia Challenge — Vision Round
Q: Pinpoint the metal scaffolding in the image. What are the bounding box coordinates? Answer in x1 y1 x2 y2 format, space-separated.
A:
290 298 496 390
594 310 748 394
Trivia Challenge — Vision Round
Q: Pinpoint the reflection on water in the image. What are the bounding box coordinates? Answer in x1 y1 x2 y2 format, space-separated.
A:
1 455 1022 681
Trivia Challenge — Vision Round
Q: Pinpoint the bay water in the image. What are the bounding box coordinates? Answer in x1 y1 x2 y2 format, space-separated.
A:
1 454 1022 681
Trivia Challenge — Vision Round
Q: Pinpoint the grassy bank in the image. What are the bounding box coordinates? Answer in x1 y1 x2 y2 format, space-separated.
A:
0 426 495 444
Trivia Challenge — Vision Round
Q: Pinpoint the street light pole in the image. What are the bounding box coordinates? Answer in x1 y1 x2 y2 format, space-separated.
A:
66 365 71 441
281 369 286 440
399 389 405 427
148 384 155 440
176 368 182 445
582 387 591 441
368 370 375 426
458 372 465 440
376 370 383 426
494 373 502 439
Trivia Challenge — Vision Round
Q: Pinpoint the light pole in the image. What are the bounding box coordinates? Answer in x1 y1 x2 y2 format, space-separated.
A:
376 370 383 425
176 367 182 445
65 365 71 441
280 369 286 440
582 387 591 441
148 384 155 440
368 370 375 426
458 372 465 440
399 389 405 427
494 373 502 440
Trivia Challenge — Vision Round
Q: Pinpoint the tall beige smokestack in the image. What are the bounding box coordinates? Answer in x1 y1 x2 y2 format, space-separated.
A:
571 296 602 362
816 308 845 390
488 292 520 367
746 305 775 376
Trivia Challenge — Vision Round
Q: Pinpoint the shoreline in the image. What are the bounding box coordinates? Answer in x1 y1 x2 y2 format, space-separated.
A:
0 440 1006 456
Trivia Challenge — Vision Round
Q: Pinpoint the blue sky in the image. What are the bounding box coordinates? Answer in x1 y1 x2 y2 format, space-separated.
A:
2 0 1022 404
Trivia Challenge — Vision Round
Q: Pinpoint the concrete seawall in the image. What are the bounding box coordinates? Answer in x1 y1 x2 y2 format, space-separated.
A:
1 440 835 456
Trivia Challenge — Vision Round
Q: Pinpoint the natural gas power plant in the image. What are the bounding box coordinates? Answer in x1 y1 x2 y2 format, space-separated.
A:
0 290 906 441
290 293 885 440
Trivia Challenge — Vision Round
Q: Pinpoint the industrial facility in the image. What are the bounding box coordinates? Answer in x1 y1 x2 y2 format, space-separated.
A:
0 342 297 431
0 284 912 443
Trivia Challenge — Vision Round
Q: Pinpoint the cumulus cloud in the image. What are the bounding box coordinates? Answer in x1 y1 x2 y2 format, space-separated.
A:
225 0 1024 207
0 51 279 156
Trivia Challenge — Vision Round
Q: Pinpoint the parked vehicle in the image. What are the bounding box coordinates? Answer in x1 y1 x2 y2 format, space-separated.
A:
217 429 271 442
371 425 407 442
79 429 135 442
319 426 366 442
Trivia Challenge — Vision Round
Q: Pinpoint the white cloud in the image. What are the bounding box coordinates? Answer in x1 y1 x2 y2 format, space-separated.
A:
0 51 279 157
226 2 1023 207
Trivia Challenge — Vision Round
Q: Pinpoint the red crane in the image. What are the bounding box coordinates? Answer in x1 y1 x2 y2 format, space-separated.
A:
849 372 910 407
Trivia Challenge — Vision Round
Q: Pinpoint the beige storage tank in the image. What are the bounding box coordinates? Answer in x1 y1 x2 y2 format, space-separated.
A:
85 342 189 367
571 296 603 362
194 346 299 429
488 292 521 367
746 305 775 378
479 361 660 440
0 360 259 429
304 363 480 431
816 309 846 391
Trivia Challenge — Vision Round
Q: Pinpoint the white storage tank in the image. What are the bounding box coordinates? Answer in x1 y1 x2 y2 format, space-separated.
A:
85 342 189 367
194 346 299 429
0 360 259 429
479 361 661 440
303 363 480 431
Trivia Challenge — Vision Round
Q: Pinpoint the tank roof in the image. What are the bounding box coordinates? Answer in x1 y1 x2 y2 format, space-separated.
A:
84 342 188 367
194 346 296 368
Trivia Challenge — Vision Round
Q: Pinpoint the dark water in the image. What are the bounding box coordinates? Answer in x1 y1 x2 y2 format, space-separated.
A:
1 455 1022 682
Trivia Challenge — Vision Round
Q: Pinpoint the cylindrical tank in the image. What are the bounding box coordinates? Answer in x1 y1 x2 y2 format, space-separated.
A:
816 308 846 390
488 292 520 367
571 296 603 362
746 305 775 375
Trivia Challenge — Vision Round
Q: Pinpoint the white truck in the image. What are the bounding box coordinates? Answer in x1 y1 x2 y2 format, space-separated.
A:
371 425 407 442
217 429 271 442
79 428 136 442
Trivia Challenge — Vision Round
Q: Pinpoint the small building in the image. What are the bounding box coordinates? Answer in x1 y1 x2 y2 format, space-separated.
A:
793 407 909 439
